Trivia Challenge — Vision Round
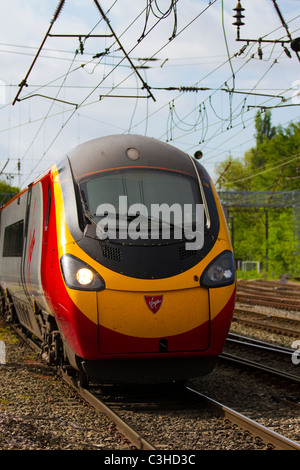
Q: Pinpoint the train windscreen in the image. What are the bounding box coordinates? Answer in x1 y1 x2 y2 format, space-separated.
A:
78 168 204 243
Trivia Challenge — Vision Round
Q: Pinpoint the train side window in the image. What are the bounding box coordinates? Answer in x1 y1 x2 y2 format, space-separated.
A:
45 184 51 231
2 220 24 257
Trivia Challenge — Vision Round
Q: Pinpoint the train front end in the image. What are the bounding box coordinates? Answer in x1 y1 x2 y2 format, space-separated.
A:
50 135 236 384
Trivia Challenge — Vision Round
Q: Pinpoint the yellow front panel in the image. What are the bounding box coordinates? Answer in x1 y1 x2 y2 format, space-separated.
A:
97 287 209 338
66 288 98 325
209 283 236 319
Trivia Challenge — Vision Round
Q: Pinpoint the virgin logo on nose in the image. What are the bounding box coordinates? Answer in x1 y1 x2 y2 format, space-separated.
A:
144 295 163 314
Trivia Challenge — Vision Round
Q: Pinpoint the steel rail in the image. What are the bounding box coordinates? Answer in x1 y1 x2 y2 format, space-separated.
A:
236 293 300 310
224 332 300 383
61 370 157 450
237 289 300 302
8 322 41 354
227 332 295 355
185 387 300 450
237 286 300 297
220 351 300 384
233 313 300 337
234 306 300 324
6 315 300 449
5 318 156 450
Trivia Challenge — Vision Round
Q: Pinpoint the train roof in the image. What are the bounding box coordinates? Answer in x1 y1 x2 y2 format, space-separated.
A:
66 135 197 180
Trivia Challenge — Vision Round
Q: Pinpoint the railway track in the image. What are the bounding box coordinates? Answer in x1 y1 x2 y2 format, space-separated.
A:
233 307 300 337
239 279 300 291
238 279 300 294
59 368 300 451
2 294 300 451
185 387 300 451
236 293 300 310
223 332 300 384
63 278 298 451
60 370 156 450
236 279 300 311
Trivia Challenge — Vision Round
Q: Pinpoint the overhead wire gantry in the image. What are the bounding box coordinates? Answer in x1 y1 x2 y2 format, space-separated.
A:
12 0 156 107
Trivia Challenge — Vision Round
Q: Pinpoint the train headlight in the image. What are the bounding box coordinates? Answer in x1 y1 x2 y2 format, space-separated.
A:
200 250 235 288
60 254 105 291
76 268 94 286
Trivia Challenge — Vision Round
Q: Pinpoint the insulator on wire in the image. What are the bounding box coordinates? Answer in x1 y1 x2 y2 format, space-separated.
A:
238 44 248 55
52 0 66 22
79 37 84 55
232 1 245 27
283 46 292 58
178 86 199 92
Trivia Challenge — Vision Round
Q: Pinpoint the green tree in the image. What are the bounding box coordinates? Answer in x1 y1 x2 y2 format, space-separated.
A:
0 179 19 194
267 210 295 274
216 117 300 192
215 156 251 190
254 110 276 144
215 114 300 277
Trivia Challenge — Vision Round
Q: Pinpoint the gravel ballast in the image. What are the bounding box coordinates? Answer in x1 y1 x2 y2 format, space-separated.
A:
0 318 132 450
1 304 300 450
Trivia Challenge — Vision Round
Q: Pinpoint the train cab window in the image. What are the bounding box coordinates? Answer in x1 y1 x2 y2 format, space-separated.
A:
79 169 203 228
3 220 24 257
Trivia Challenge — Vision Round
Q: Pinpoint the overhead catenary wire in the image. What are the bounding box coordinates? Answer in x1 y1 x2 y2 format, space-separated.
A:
12 0 66 105
158 37 293 156
3 5 295 114
19 0 219 186
1 1 299 188
271 0 300 62
221 153 300 187
7 0 154 183
130 15 298 147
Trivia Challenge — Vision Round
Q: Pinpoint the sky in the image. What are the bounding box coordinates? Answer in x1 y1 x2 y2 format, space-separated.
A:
0 0 299 189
